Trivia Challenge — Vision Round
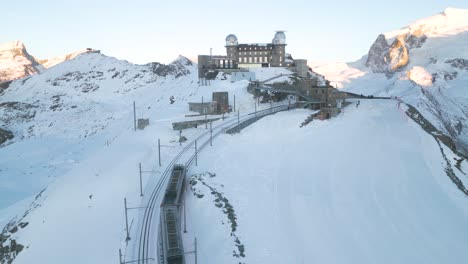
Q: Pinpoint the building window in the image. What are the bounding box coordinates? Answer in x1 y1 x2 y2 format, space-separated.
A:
259 57 263 63
264 56 267 62
249 57 252 63
254 57 257 63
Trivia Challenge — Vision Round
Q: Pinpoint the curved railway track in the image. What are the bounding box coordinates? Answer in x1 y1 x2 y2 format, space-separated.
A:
136 105 288 264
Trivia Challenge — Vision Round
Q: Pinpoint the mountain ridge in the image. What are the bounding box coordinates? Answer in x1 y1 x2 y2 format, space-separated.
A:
0 40 92 82
313 7 468 156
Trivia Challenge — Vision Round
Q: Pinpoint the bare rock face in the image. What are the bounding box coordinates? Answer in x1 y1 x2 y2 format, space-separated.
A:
0 41 41 82
366 32 427 74
445 58 468 70
365 34 390 73
0 127 13 145
147 56 193 78
388 36 409 71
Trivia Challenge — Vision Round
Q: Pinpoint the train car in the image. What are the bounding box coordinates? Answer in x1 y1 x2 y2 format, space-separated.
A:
161 164 186 206
160 205 184 264
159 164 187 264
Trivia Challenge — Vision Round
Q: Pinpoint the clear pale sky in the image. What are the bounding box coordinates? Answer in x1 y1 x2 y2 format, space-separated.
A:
2 0 468 64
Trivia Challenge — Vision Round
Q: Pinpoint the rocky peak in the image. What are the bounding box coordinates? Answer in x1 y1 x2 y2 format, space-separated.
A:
365 8 468 75
0 41 40 82
0 41 90 83
0 40 26 51
172 55 193 66
147 55 194 78
365 34 390 73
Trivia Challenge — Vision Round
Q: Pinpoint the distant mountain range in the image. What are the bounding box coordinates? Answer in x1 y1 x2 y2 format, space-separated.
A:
0 41 92 82
313 7 468 156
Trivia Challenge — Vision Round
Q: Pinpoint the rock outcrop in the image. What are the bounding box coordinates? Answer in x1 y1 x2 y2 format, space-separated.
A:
0 41 41 82
147 56 193 78
366 33 421 74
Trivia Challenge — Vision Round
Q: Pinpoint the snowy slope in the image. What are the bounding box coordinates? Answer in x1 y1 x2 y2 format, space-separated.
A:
0 51 290 263
184 100 468 264
2 15 468 262
313 7 468 155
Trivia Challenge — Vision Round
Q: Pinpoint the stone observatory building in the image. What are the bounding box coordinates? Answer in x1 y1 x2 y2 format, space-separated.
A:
198 31 291 77
225 31 287 68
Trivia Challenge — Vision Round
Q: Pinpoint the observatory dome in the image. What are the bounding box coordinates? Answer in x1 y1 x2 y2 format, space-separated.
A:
272 31 286 45
225 34 238 46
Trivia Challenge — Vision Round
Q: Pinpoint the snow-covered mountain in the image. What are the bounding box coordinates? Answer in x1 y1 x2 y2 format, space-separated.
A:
0 49 276 263
0 41 41 82
0 41 90 83
313 7 468 156
2 10 468 263
0 52 196 145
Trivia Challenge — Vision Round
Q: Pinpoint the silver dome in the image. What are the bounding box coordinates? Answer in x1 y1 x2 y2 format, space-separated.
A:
225 34 238 46
272 31 286 45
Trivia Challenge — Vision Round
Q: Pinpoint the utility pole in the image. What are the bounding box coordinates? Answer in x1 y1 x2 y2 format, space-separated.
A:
233 95 236 112
133 101 136 131
124 198 130 241
158 139 161 167
139 163 143 197
183 195 187 233
195 140 198 166
205 114 207 129
254 102 257 118
237 110 240 132
119 249 123 264
195 237 198 264
179 130 182 146
210 122 213 146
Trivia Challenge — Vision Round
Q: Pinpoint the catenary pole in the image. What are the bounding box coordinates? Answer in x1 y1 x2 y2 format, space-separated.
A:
210 122 213 146
237 110 240 132
158 139 161 167
133 101 136 131
195 237 198 264
124 198 130 241
139 163 143 197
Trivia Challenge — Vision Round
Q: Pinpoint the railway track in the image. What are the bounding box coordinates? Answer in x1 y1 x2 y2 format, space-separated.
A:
135 104 289 264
